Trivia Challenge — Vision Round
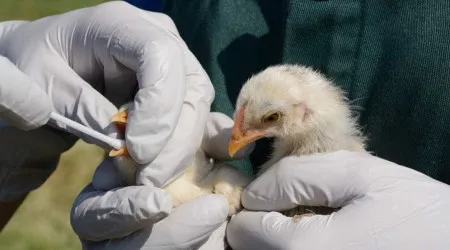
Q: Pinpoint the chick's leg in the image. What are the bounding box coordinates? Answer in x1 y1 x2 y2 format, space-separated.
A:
212 164 252 216
112 109 128 124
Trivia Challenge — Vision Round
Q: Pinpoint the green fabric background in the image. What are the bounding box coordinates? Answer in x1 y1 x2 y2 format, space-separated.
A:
162 0 450 184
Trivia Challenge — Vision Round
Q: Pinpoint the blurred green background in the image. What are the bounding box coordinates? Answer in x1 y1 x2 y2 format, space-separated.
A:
0 0 109 21
0 1 111 249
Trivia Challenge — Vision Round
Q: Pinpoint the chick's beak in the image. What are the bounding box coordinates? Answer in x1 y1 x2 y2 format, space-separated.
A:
229 128 266 157
229 106 267 157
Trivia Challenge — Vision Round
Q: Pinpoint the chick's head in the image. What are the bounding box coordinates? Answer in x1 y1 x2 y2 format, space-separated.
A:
229 65 351 157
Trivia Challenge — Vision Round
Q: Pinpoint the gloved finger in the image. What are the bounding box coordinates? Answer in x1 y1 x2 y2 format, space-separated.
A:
135 47 214 187
91 157 127 191
242 151 376 211
27 57 121 150
86 2 189 165
227 210 328 250
201 112 255 161
71 184 172 241
197 221 229 250
0 55 52 130
81 194 229 250
0 20 28 33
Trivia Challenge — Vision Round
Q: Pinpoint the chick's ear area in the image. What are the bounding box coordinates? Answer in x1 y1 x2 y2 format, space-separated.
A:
293 103 310 122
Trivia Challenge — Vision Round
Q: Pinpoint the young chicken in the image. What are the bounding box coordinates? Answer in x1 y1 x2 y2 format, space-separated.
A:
228 64 367 217
109 64 366 219
109 103 251 216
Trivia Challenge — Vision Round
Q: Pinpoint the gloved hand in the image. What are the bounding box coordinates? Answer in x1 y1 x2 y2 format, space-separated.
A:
0 1 215 188
0 1 217 204
227 151 450 250
71 112 255 249
0 55 52 130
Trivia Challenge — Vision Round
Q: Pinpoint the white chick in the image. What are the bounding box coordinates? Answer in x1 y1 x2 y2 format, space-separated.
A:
108 103 251 216
228 64 367 217
109 64 367 219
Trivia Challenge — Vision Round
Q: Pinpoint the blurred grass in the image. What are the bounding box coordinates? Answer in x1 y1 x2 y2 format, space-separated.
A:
0 1 111 249
0 142 105 250
0 0 109 21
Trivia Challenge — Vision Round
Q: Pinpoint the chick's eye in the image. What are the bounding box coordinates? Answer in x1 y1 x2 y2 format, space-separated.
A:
262 112 281 124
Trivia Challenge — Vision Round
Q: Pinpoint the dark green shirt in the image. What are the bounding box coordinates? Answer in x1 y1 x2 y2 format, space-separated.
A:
162 0 450 184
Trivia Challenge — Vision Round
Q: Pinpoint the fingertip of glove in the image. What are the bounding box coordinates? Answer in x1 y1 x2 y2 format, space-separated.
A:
125 138 158 165
92 158 127 191
140 186 173 221
233 142 255 159
200 194 229 221
202 112 255 160
171 194 229 225
227 211 267 250
28 100 52 130
228 211 298 250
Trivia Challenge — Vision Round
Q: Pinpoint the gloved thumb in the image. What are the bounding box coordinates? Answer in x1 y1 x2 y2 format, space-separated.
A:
31 58 121 150
228 151 375 250
0 55 52 130
241 151 376 211
229 151 449 250
227 210 330 250
201 112 255 161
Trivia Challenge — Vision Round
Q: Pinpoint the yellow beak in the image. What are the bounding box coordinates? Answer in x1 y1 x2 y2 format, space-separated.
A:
228 129 266 157
228 106 267 157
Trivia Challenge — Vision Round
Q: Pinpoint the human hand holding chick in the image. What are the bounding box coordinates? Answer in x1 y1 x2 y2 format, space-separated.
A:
0 2 236 247
72 112 254 250
0 0 212 202
227 151 450 250
0 1 215 187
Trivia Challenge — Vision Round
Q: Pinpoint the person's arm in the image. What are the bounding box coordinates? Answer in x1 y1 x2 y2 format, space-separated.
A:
0 196 26 231
226 151 450 250
0 54 53 230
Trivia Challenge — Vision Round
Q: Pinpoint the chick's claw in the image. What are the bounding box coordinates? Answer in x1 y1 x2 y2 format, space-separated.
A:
109 147 129 157
112 110 128 125
110 108 130 157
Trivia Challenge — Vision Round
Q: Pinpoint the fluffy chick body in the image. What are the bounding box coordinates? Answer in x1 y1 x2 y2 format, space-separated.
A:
112 102 251 216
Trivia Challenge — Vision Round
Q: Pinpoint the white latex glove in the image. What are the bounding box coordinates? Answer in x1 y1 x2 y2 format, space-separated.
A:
71 112 255 249
0 1 214 188
72 158 229 250
0 2 239 248
0 55 52 130
227 151 450 250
